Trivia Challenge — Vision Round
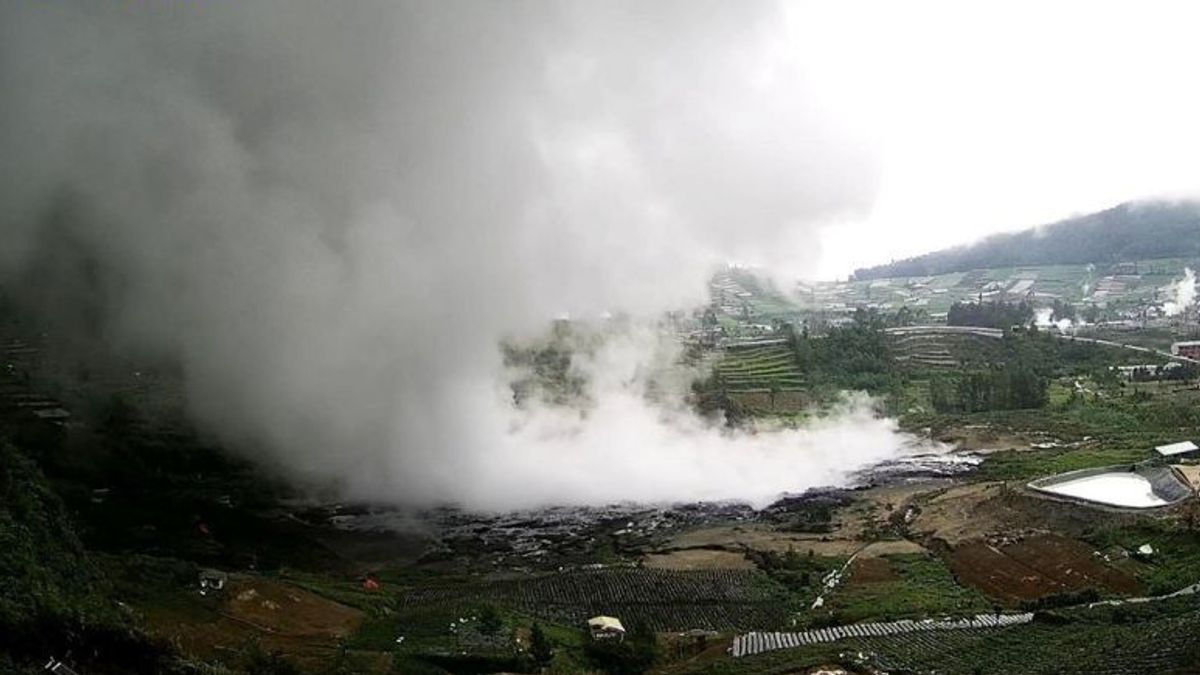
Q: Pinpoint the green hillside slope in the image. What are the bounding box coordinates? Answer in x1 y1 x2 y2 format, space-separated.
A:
854 200 1200 280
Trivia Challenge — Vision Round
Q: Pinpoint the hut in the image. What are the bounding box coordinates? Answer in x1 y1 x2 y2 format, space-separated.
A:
587 615 626 641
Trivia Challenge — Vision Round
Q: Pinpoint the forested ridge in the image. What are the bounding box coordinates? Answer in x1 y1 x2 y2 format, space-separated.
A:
853 200 1200 280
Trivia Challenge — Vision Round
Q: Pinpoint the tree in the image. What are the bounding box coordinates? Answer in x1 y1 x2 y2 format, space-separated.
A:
1050 298 1077 322
583 621 658 675
947 300 1034 329
530 623 553 668
478 604 502 636
767 379 781 409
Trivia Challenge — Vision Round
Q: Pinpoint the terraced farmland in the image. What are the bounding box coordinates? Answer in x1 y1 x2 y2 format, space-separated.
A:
857 608 1200 674
713 344 802 391
395 567 789 632
732 612 1033 656
724 609 1200 675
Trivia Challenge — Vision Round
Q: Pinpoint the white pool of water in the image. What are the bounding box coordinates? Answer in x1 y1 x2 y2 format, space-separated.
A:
1039 472 1168 508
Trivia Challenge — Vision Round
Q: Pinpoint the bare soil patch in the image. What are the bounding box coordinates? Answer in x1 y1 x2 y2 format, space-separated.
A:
846 556 897 585
643 548 755 570
911 481 1162 549
934 425 1036 453
1173 464 1200 490
225 577 362 637
139 576 365 669
949 534 1139 605
662 482 939 562
663 524 923 559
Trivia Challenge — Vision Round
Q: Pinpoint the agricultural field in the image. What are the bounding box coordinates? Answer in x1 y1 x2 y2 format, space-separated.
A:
5 264 1200 675
948 534 1140 605
801 257 1200 319
712 344 802 392
684 596 1200 675
394 567 791 633
822 553 992 623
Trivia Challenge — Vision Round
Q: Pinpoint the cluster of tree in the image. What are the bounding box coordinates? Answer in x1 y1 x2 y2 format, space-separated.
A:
1132 399 1200 429
947 300 1034 329
583 621 658 675
745 546 830 593
691 384 749 427
0 438 205 675
788 309 898 394
1020 588 1101 612
882 305 930 328
852 200 1200 280
1050 298 1077 322
1126 364 1197 382
500 325 595 408
929 364 1049 413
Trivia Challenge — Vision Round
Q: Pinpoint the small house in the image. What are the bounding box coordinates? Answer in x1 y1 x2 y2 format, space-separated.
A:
587 615 626 641
1156 441 1199 458
198 569 228 594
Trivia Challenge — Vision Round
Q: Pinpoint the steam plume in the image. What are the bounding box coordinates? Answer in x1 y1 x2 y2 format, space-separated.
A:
0 1 915 509
1163 268 1196 317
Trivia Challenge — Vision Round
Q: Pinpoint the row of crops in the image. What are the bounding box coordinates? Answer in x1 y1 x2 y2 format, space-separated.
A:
851 608 1200 674
713 344 802 391
395 567 789 632
726 607 1200 674
732 612 1033 657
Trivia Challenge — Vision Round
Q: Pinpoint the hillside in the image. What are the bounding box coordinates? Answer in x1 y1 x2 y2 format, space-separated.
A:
853 200 1200 280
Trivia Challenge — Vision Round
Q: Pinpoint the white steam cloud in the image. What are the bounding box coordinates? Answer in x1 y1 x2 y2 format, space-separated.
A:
1163 267 1196 317
1034 307 1075 333
0 2 914 509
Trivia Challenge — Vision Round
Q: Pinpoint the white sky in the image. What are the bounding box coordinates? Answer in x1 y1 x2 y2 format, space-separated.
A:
779 1 1200 279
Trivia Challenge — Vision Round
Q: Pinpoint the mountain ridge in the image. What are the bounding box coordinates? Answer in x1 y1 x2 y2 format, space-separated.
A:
852 200 1200 280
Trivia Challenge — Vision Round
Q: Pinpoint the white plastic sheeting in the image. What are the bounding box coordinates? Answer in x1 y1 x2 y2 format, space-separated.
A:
1037 472 1168 508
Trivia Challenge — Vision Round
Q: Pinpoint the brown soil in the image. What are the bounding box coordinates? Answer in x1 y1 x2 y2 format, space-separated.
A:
139 575 367 671
949 533 1140 605
660 481 938 562
225 577 361 636
909 483 1011 546
1173 464 1200 490
911 481 1167 549
934 425 1037 453
846 556 897 585
662 525 925 559
643 548 756 570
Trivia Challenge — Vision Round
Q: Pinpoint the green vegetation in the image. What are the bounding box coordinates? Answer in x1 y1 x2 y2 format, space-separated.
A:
947 299 1034 329
583 621 659 675
930 365 1048 413
681 596 1200 675
824 554 991 624
974 447 1153 482
529 622 553 668
853 200 1200 279
1086 522 1200 595
712 344 802 391
393 567 790 633
501 322 598 408
0 438 204 675
789 311 897 395
745 548 841 608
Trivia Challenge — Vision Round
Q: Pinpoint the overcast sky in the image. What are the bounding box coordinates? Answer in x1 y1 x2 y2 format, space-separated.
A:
791 1 1200 278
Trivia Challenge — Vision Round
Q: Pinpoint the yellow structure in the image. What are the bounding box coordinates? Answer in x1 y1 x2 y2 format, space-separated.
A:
587 615 626 640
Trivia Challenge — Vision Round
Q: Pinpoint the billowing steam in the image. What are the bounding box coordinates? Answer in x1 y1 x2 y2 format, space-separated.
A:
1034 307 1075 333
0 2 915 509
1163 268 1196 317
